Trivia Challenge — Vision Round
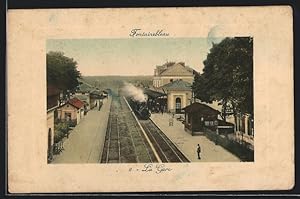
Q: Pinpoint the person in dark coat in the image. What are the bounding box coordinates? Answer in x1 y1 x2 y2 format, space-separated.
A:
197 144 201 159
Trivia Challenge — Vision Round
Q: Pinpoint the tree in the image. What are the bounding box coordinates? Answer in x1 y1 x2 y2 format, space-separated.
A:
47 51 81 92
192 37 253 121
54 122 70 143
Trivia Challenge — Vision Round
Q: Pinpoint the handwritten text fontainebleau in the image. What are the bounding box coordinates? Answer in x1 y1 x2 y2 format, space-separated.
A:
129 29 169 37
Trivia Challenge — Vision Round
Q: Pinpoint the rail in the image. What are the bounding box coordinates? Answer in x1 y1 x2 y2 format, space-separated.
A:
101 95 158 163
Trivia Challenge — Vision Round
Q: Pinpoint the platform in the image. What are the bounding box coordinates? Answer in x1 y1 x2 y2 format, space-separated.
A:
150 113 240 162
52 97 112 163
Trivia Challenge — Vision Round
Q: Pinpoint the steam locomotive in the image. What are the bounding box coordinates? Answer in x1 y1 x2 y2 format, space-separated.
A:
127 98 151 120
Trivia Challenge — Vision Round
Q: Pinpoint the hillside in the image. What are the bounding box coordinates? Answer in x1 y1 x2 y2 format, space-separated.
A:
82 76 153 93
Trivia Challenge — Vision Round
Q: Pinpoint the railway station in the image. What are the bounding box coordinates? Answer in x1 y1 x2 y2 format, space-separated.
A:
50 61 254 163
46 36 255 165
98 85 242 163
51 82 246 164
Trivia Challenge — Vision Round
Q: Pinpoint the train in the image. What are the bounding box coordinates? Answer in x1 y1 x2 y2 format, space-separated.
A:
127 98 151 120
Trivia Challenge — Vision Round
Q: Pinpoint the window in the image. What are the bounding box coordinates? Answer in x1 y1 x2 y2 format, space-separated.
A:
175 98 181 109
175 98 181 113
170 79 173 82
65 113 71 120
205 121 209 126
210 121 214 126
187 115 191 123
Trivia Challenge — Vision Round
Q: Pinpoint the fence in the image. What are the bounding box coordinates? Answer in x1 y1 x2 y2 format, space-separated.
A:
56 119 77 127
204 127 254 161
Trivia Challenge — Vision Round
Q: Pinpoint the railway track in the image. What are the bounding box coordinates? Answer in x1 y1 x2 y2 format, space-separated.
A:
101 95 158 163
139 120 190 163
101 92 189 163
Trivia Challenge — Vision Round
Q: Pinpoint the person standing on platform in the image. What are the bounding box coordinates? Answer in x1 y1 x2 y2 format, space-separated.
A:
197 144 201 159
160 106 164 115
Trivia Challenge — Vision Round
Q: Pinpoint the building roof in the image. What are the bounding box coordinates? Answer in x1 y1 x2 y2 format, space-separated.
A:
161 80 192 91
90 89 102 95
47 84 61 97
68 97 85 109
183 102 220 115
104 88 112 94
75 94 89 102
156 62 194 76
217 119 234 126
90 89 104 99
144 88 166 98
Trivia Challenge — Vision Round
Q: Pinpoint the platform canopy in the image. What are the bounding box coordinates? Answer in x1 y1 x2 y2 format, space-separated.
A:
143 88 166 99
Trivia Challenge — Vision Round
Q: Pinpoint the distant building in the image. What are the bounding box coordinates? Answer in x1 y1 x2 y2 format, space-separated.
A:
90 89 105 109
75 80 94 109
74 94 90 110
47 84 61 162
47 85 62 110
153 62 194 88
75 79 109 110
57 97 85 125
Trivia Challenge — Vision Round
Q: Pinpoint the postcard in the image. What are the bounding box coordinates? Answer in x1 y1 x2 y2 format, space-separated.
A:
7 6 294 192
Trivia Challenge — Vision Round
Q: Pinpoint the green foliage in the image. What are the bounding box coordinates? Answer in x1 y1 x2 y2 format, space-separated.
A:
54 122 70 143
68 120 77 127
192 37 253 117
47 51 81 92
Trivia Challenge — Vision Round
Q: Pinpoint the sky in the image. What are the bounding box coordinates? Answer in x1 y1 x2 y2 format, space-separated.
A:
46 37 224 76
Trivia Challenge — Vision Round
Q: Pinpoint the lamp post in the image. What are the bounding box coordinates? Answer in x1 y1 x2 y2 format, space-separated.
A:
200 116 204 131
215 120 218 145
59 92 64 106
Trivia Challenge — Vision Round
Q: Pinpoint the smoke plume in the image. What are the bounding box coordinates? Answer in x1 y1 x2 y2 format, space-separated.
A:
121 82 147 102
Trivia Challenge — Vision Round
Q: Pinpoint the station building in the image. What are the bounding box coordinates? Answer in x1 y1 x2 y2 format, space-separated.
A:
161 80 193 113
151 62 196 113
153 62 194 88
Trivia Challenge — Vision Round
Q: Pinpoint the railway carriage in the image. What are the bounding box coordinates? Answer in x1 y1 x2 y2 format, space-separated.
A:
127 98 151 120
